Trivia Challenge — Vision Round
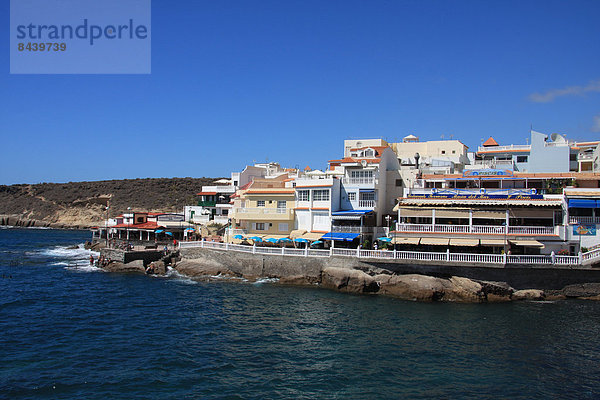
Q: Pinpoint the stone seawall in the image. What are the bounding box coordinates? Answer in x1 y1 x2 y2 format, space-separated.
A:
179 247 600 291
176 248 580 302
100 248 164 266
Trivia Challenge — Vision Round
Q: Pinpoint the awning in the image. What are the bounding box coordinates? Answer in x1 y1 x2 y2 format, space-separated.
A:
391 237 420 245
331 210 373 216
480 238 506 246
331 215 362 221
359 189 375 193
568 199 600 208
301 232 324 241
289 229 306 239
449 238 480 246
420 237 450 246
321 232 360 241
509 239 545 248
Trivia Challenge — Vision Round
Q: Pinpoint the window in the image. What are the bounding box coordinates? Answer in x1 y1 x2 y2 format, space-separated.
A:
360 192 375 201
255 223 266 231
441 150 446 154
350 170 373 179
277 201 286 209
348 192 356 201
257 200 265 207
222 209 228 215
313 189 330 201
298 190 310 202
452 150 456 154
395 179 403 187
364 149 375 157
517 155 528 163
278 223 288 232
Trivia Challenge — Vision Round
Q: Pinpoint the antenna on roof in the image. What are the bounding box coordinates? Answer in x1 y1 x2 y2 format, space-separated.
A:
440 134 444 139
450 134 454 140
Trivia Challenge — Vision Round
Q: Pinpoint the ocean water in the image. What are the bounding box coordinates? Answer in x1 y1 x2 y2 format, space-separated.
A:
1 228 599 399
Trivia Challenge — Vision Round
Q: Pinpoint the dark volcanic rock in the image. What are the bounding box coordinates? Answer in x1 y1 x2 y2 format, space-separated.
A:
103 260 145 274
562 283 600 298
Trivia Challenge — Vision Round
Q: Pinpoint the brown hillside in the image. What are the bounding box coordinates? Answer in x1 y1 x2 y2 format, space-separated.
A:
0 177 218 228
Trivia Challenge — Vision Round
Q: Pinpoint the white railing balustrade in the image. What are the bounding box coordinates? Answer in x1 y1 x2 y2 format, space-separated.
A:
396 223 556 236
569 216 600 224
342 177 376 185
358 200 376 208
477 144 531 153
331 226 374 233
178 240 600 266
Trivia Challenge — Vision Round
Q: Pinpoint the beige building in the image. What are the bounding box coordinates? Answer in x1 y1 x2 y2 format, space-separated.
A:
229 175 296 240
390 135 470 170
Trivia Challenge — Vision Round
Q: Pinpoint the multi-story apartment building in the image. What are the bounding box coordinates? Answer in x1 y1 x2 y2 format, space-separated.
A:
229 175 296 239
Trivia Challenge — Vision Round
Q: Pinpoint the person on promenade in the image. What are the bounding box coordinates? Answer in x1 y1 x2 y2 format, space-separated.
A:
89 255 94 266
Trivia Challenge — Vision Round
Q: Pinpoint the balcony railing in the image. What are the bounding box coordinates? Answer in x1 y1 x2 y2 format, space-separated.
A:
477 144 531 153
569 216 600 224
396 223 557 236
342 177 377 185
331 226 374 233
235 207 291 215
178 240 588 266
198 201 217 207
358 200 376 208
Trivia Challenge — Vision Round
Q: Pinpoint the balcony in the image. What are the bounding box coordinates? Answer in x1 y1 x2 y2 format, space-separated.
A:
233 207 294 220
198 201 217 207
343 177 376 185
358 200 376 209
396 223 557 236
569 216 600 225
477 144 531 153
331 226 374 233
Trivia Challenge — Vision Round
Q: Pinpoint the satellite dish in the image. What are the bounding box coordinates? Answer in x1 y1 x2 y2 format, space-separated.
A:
550 133 566 143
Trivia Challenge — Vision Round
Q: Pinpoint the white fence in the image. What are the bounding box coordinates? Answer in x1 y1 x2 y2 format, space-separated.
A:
178 240 591 266
396 223 556 236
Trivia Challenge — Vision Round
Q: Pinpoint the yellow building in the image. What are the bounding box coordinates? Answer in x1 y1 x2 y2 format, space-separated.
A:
229 175 296 241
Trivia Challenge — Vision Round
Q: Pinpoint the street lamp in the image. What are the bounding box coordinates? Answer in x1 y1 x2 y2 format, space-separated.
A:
385 215 392 235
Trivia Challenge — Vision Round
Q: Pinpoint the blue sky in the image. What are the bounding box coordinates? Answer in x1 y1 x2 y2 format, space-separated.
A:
1 0 599 184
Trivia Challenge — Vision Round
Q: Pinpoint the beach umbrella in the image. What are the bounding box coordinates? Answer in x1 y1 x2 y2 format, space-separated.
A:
155 229 164 233
311 240 324 246
165 232 173 236
294 238 309 243
279 238 293 243
249 236 263 242
377 237 392 242
185 228 195 232
233 234 244 240
265 238 280 244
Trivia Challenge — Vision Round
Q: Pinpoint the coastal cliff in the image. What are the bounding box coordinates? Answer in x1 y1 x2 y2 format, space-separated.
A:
0 177 216 228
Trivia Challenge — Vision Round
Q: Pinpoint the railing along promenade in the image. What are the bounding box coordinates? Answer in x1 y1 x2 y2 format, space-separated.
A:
396 223 557 236
178 240 595 266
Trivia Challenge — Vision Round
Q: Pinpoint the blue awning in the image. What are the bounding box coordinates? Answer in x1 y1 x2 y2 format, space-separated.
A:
321 232 360 241
568 199 600 208
359 189 375 192
331 210 373 216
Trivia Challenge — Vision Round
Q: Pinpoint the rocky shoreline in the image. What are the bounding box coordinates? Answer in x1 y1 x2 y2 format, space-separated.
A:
99 247 600 303
0 214 89 229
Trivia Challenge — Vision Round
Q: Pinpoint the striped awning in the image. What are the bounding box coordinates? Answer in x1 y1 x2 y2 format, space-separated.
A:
480 239 506 246
301 232 324 241
509 239 545 248
391 237 420 245
420 237 450 246
449 238 480 246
